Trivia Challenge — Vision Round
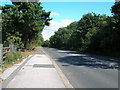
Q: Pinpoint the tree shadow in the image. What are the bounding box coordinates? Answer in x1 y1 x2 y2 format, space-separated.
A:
57 51 119 69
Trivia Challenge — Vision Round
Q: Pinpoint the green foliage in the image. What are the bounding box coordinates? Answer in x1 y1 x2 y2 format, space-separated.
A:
4 32 24 49
2 2 51 49
49 2 120 57
49 22 78 49
36 32 44 46
42 40 50 47
84 27 98 49
50 13 108 50
111 1 120 52
4 51 22 64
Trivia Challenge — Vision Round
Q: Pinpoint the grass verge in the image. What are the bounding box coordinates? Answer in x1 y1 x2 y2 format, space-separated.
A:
1 50 38 72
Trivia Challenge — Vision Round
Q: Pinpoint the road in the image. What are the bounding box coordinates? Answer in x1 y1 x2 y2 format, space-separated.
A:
42 47 119 88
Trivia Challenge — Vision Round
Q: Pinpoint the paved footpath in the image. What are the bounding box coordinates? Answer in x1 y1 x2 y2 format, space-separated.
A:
1 49 66 88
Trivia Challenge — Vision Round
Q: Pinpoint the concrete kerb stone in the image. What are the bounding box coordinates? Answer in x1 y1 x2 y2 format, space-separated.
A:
1 54 35 88
40 47 74 88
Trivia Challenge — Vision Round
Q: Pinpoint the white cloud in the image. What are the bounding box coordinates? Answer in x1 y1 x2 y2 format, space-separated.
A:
42 19 74 40
61 19 74 27
50 12 60 16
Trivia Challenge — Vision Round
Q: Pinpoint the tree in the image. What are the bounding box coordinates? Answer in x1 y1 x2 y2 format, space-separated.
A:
49 2 120 57
42 40 50 47
110 1 120 52
2 2 52 49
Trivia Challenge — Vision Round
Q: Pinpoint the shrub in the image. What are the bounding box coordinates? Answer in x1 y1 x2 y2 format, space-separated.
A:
4 51 22 64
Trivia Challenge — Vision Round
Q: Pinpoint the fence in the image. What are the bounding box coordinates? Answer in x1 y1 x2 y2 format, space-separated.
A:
2 47 10 60
0 44 2 65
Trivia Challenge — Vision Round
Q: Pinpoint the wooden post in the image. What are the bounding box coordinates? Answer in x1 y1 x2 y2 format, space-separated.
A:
0 44 3 65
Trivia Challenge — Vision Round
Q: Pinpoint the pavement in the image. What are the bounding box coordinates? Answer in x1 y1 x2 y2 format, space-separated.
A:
0 48 68 89
42 47 119 88
0 47 119 89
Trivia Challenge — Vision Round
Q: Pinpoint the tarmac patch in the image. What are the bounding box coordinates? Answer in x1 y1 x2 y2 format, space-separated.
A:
33 64 55 68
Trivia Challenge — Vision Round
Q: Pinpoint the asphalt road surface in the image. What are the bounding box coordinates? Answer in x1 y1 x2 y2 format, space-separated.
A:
41 47 119 88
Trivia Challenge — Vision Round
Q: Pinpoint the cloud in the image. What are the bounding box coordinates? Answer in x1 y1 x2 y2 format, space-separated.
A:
61 19 74 27
42 19 74 40
50 12 60 16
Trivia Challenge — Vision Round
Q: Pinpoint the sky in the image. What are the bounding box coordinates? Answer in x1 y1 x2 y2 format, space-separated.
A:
41 2 114 40
1 1 115 40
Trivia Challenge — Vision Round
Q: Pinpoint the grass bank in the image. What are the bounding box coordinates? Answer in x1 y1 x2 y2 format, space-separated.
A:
1 50 37 72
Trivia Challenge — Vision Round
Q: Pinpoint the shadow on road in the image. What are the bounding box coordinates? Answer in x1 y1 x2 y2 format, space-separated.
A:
57 50 119 69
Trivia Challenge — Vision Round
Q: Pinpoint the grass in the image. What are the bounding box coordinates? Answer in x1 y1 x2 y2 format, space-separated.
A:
1 50 38 72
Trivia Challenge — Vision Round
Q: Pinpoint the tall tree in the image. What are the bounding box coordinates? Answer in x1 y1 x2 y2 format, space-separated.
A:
110 1 120 51
2 2 51 49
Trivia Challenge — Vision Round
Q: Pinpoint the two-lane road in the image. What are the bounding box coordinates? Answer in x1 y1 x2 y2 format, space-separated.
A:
42 47 119 88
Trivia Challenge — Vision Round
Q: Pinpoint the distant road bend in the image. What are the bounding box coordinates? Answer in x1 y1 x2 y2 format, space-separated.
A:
41 47 119 88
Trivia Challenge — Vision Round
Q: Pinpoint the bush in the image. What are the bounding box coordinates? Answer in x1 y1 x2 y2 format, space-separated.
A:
4 51 22 64
42 40 50 47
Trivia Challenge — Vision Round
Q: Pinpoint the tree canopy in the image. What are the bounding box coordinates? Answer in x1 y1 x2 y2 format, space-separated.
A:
48 2 120 57
2 2 52 49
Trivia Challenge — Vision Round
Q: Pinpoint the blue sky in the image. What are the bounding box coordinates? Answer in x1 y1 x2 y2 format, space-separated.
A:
1 2 115 40
42 2 114 40
42 2 114 22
